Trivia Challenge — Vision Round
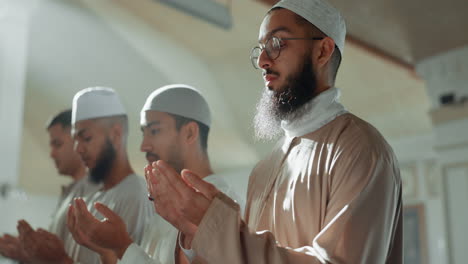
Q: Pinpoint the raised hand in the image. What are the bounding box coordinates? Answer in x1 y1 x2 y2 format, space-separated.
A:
0 233 28 262
67 198 132 259
17 220 72 264
145 160 220 243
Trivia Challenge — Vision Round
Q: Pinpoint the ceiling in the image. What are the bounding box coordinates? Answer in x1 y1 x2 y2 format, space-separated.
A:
258 0 468 66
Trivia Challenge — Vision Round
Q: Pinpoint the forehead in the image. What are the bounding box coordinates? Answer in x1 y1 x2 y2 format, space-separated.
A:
48 124 69 138
259 8 305 41
72 119 103 136
74 119 96 130
142 111 175 126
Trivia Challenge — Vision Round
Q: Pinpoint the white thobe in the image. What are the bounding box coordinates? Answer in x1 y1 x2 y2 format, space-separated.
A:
65 174 154 264
118 174 245 264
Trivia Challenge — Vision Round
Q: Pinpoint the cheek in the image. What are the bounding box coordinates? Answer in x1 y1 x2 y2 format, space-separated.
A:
79 143 97 162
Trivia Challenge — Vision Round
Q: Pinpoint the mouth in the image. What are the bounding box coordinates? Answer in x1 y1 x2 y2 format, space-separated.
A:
81 157 91 167
263 71 279 87
145 153 159 164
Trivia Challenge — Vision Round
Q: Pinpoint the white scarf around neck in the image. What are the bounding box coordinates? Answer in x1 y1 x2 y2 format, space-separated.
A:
281 87 348 138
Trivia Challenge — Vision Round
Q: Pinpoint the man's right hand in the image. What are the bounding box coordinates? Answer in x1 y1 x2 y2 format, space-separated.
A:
17 220 73 264
67 198 133 259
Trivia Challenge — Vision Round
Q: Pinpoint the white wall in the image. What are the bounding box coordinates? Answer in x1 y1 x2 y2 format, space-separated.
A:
389 136 449 264
444 165 468 264
0 0 32 187
413 45 468 264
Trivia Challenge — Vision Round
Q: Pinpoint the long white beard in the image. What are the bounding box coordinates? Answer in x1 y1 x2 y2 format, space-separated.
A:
253 89 283 141
254 88 315 141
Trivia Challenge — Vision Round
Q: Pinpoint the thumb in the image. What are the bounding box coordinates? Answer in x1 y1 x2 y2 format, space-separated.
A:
94 202 120 222
181 170 219 200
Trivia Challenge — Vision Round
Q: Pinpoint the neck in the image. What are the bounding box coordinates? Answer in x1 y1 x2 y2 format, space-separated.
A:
71 164 87 181
102 151 134 190
314 80 332 97
184 150 213 179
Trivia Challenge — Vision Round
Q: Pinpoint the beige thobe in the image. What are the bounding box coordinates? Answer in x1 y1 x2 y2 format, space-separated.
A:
191 113 402 264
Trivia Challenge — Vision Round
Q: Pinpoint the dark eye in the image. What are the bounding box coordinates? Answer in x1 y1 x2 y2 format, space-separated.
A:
150 129 160 135
84 136 92 142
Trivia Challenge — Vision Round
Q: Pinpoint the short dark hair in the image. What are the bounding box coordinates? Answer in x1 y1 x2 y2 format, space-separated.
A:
171 114 209 153
46 109 72 130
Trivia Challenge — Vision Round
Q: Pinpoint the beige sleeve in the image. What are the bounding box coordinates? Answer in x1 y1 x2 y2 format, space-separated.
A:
191 147 402 264
191 193 324 264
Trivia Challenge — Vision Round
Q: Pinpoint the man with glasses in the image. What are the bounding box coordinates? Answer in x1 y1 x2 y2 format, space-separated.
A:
147 0 403 263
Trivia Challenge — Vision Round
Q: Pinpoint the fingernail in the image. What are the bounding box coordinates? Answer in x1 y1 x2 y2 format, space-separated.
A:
156 160 166 169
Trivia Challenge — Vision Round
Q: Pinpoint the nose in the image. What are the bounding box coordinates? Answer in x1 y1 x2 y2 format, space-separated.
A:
140 137 152 153
49 148 56 159
74 140 84 155
258 48 272 70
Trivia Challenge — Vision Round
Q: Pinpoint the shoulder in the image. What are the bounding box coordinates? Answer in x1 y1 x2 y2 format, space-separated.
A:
306 113 393 155
111 174 148 201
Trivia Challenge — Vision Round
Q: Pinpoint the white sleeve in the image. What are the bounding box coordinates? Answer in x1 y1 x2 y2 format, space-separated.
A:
178 232 196 263
118 243 161 264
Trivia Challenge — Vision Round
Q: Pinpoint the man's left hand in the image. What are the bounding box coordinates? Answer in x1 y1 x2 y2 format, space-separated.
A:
68 198 132 259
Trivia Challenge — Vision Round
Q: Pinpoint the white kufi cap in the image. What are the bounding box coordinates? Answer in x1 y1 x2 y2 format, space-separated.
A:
141 84 211 127
72 87 126 125
270 0 346 55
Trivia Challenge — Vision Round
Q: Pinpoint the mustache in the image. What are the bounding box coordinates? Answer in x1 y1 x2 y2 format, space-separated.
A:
145 152 160 160
263 69 279 76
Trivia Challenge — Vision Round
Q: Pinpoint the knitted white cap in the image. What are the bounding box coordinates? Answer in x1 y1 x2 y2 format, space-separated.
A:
141 84 211 127
72 87 126 125
270 0 346 55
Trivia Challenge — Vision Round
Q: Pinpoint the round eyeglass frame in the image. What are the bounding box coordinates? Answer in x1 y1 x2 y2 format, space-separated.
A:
250 36 324 69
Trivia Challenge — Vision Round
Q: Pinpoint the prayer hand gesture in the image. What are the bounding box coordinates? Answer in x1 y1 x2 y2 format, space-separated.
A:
67 198 131 260
145 160 220 245
0 233 28 262
17 220 72 264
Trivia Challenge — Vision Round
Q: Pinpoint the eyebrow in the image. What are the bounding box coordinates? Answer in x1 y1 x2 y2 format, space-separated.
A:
74 128 87 139
259 26 292 43
140 121 161 131
50 139 61 145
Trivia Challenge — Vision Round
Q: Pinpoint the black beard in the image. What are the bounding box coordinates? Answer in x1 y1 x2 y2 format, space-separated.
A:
146 149 183 174
254 55 317 140
167 144 184 174
89 138 116 183
274 57 317 118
